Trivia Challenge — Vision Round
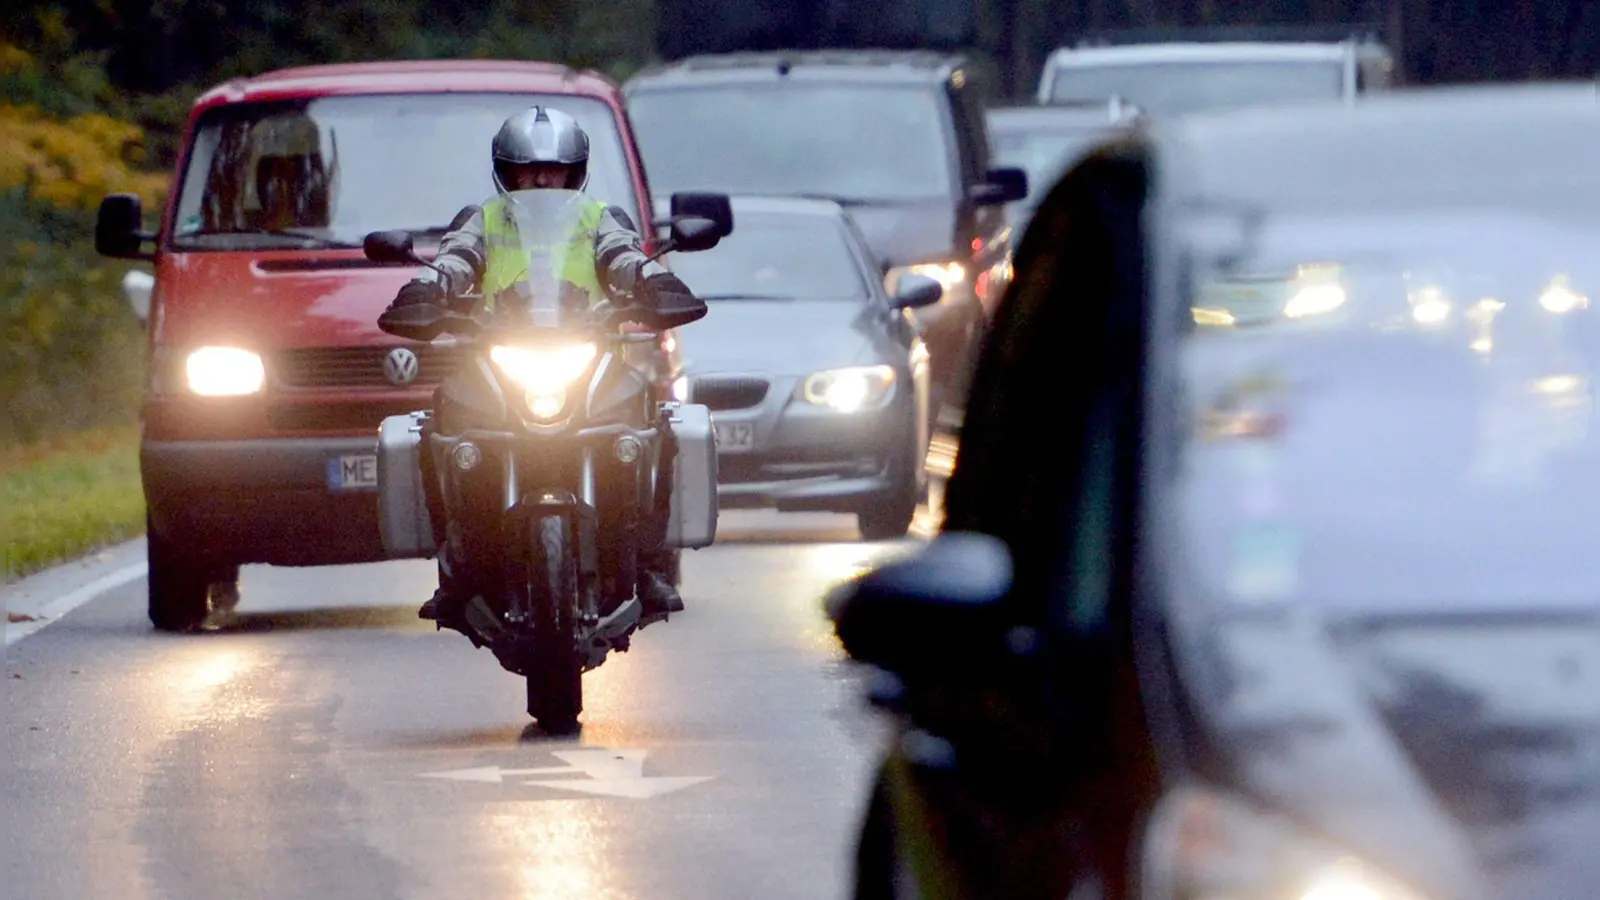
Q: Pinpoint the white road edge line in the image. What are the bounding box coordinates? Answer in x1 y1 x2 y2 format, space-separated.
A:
5 563 147 647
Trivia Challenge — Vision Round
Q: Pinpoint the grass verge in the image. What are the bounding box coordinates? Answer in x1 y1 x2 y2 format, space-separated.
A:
2 426 144 581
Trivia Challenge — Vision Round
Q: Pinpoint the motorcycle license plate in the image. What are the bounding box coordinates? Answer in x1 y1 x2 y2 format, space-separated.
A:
327 453 378 491
714 422 754 453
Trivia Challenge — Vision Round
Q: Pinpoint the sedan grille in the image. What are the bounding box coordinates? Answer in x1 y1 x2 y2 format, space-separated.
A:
274 345 466 389
692 376 770 411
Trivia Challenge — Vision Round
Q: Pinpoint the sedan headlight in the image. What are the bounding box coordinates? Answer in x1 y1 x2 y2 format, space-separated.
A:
886 261 967 295
185 347 265 396
1141 787 1432 900
801 365 895 413
490 343 597 420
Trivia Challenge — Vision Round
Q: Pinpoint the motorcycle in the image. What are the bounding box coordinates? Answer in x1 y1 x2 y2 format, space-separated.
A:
364 188 730 731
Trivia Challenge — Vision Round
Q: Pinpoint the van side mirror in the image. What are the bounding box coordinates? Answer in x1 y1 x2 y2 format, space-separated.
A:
970 167 1029 206
363 230 419 264
669 216 722 253
95 194 154 261
669 192 734 238
827 531 1016 681
122 270 154 322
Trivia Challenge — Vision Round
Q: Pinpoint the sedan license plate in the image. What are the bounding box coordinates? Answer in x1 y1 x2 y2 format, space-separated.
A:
714 421 754 454
327 454 378 491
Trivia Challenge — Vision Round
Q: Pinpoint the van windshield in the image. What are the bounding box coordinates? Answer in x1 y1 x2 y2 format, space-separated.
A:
169 93 639 251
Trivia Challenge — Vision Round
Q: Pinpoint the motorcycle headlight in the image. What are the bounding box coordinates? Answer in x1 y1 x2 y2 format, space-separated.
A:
1140 787 1433 900
185 346 265 396
801 365 895 413
490 343 597 420
886 261 967 295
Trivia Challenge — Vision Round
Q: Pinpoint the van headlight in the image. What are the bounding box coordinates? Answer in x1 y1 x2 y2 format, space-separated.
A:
1141 787 1433 900
185 347 265 396
801 365 895 412
490 343 597 420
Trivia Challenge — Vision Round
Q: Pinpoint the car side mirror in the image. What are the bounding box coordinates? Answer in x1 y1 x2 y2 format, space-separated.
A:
670 216 722 253
827 531 1015 680
364 229 419 264
95 194 154 260
669 191 734 238
122 269 154 322
970 167 1029 206
890 272 943 310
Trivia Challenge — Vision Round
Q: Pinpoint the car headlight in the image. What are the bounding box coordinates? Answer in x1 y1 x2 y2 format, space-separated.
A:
801 365 895 413
886 261 967 295
1283 283 1347 319
185 346 265 396
1539 277 1588 314
490 343 597 420
1140 787 1433 900
1409 285 1451 325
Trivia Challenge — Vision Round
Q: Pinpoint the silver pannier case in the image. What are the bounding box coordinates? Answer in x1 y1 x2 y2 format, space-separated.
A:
377 411 438 558
662 402 719 549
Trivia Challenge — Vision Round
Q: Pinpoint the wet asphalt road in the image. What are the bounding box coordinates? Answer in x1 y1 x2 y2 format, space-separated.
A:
4 505 939 900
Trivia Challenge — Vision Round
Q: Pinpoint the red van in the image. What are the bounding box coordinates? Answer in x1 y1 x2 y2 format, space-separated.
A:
95 60 692 631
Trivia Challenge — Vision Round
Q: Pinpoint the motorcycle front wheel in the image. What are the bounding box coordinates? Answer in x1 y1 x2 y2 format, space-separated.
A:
527 513 583 733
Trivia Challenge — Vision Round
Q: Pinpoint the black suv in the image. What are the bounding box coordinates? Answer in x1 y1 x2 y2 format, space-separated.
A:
624 50 1028 414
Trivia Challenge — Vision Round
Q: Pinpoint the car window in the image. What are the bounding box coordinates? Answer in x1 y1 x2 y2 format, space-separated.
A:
1049 60 1344 114
989 125 1111 197
666 212 870 301
169 93 640 250
628 83 956 203
1177 197 1600 612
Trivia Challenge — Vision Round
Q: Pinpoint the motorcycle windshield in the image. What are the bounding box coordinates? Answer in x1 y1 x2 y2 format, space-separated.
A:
489 189 596 331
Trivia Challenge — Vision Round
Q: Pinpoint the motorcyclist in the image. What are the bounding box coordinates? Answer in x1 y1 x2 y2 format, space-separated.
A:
382 105 705 634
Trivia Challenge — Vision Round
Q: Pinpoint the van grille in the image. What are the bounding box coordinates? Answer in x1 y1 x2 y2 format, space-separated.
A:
275 345 466 389
692 376 770 411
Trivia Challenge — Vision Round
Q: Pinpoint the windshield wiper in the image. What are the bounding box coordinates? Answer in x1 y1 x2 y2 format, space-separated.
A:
699 293 796 301
190 228 363 249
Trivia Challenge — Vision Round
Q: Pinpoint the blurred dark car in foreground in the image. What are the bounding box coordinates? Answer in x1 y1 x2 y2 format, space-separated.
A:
985 98 1142 230
667 196 941 540
625 50 1025 417
829 83 1600 899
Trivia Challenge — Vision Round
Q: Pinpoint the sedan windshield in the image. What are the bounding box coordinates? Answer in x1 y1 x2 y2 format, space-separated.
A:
666 213 870 301
170 93 638 250
1050 60 1344 114
628 84 954 203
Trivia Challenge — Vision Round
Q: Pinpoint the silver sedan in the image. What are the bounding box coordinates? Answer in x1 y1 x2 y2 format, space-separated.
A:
666 196 943 539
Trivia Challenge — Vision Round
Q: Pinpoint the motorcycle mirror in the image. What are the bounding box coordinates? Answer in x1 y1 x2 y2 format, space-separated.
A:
364 229 420 265
670 216 722 253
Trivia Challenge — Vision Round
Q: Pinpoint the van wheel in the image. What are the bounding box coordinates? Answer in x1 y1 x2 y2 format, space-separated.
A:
147 518 213 632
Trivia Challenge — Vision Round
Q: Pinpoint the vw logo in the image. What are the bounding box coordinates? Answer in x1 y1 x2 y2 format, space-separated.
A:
383 347 420 386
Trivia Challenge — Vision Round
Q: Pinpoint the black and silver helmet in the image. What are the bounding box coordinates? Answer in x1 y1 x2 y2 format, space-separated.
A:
491 106 590 193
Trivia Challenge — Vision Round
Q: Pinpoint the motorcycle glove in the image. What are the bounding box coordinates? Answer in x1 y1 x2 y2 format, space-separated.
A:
392 279 445 309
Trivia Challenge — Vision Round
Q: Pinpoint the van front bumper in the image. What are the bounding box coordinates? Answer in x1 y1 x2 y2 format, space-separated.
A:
142 437 390 566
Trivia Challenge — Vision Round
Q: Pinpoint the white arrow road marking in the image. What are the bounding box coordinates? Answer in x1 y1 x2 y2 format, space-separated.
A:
419 748 712 797
528 776 714 799
420 765 584 784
